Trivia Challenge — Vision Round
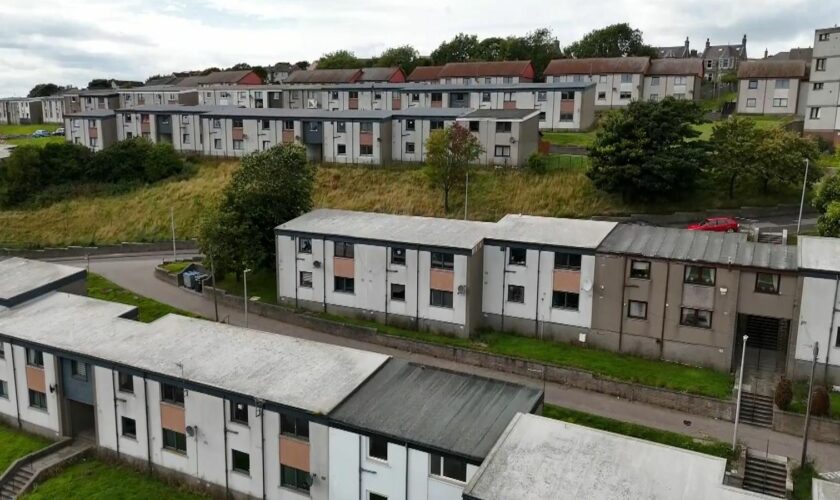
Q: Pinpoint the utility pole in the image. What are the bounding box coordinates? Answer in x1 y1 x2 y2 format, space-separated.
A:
801 342 819 466
209 250 219 322
170 207 177 262
464 171 469 220
732 334 749 451
797 158 810 236
243 268 252 328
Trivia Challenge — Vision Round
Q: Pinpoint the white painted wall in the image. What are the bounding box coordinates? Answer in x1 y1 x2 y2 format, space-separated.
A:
11 346 61 435
796 277 840 367
0 342 18 422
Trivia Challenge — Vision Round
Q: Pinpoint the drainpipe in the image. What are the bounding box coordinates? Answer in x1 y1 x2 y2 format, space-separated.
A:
415 247 421 329
143 375 152 470
658 263 672 359
824 274 840 382
404 443 409 500
111 370 121 458
10 343 22 429
384 248 390 326
259 401 266 500
322 239 328 313
534 250 542 339
501 247 508 332
222 400 230 498
293 237 299 308
618 257 629 352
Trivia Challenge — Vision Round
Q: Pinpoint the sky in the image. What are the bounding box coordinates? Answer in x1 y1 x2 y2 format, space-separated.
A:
0 0 834 96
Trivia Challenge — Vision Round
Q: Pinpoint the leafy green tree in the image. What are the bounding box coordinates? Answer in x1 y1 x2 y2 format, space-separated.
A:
565 23 656 58
317 50 362 69
199 144 314 274
813 174 840 213
515 28 563 79
752 128 821 194
476 37 509 61
425 124 483 213
27 83 62 97
377 45 420 73
0 146 43 206
294 61 310 70
587 98 706 202
39 143 93 185
708 117 761 198
818 201 840 237
431 33 481 64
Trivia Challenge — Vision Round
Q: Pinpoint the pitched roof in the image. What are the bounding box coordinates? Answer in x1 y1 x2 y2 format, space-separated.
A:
768 48 813 62
359 67 404 82
657 46 690 58
284 69 363 84
703 44 746 61
406 65 445 81
437 60 534 79
648 58 704 77
737 60 808 79
544 57 650 75
197 70 258 85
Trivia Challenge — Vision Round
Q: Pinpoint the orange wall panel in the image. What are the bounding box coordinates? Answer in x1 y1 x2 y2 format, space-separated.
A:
279 436 310 472
26 366 46 393
553 269 581 293
430 269 454 292
160 403 186 433
334 257 355 278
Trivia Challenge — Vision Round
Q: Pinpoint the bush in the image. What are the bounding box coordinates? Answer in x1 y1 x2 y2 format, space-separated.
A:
817 201 840 237
144 143 184 182
526 153 549 174
810 386 830 417
775 378 793 411
813 174 840 213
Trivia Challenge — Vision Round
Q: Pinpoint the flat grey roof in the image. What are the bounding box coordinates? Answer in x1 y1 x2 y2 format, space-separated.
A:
277 209 496 252
116 104 220 114
0 258 86 307
401 82 595 92
330 359 542 461
79 89 121 97
392 108 469 119
459 109 540 120
813 479 840 500
0 293 389 414
200 107 393 121
490 214 617 249
120 86 198 93
464 413 764 500
798 236 840 273
65 109 116 118
598 225 797 271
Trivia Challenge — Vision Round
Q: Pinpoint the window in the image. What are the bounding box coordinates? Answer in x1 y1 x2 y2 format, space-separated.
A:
814 82 824 90
232 140 243 150
680 308 712 328
161 383 184 405
71 360 87 381
816 58 826 71
775 79 790 89
229 118 242 128
430 120 444 130
297 237 312 254
118 372 134 393
561 91 574 100
468 121 480 132
335 277 355 293
374 92 382 100
599 75 608 83
262 140 270 150
122 417 137 438
630 260 651 280
162 428 187 453
495 122 512 133
430 454 468 482
125 114 132 123
280 412 310 440
509 247 527 266
299 271 313 288
559 112 573 122
391 247 406 265
330 91 339 100
283 120 294 130
335 241 354 258
214 138 222 149
405 142 415 154
772 98 788 108
26 349 43 367
430 290 453 308
337 144 346 155
368 436 388 461
370 494 387 500
89 138 97 148
0 343 4 359
336 121 346 133
494 145 511 157
810 107 821 119
819 33 830 41
182 133 190 144
390 284 405 302
360 144 373 156
837 327 840 348
684 266 715 286
212 118 221 129
746 98 757 108
261 119 270 130
507 285 525 303
349 91 359 99
431 92 443 102
537 91 547 102
650 76 660 86
232 449 250 474
705 59 713 69
619 91 632 100
552 291 579 310
539 111 546 121
554 252 581 270
431 252 454 270
29 390 47 410
649 94 659 102
755 273 780 294
281 465 311 491
0 380 7 399
620 74 632 83
628 300 647 319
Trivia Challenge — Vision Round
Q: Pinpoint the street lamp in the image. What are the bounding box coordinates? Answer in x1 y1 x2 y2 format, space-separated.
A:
243 268 252 328
801 342 819 465
732 334 749 451
797 158 810 236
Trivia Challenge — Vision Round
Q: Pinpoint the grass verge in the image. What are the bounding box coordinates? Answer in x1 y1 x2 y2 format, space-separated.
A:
23 457 207 499
789 381 840 420
3 136 64 148
213 269 277 304
160 261 193 274
792 462 818 500
542 130 597 147
0 124 60 136
542 404 735 461
87 273 196 323
0 422 52 473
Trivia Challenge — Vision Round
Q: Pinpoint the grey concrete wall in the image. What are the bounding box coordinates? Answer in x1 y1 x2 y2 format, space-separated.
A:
773 409 840 444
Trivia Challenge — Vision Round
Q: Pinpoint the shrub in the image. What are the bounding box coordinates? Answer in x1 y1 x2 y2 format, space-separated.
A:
810 386 830 417
813 174 840 213
0 145 43 206
526 153 549 174
774 377 793 411
144 143 184 182
817 201 840 237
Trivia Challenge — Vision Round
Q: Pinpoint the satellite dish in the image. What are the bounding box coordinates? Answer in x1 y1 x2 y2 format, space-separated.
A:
186 425 196 437
582 279 593 292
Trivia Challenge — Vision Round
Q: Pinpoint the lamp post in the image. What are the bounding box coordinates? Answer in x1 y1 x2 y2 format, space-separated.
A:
801 341 819 465
797 158 810 236
170 207 177 262
243 268 252 328
732 334 749 451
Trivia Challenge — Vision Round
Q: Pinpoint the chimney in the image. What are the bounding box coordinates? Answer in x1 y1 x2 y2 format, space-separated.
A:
742 34 747 47
764 48 768 59
705 38 710 49
685 37 690 55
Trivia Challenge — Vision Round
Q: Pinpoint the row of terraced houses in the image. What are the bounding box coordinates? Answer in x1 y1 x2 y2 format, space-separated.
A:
0 258 779 500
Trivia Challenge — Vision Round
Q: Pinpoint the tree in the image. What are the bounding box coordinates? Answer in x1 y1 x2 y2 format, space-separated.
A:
515 28 563 80
294 61 310 70
587 98 706 202
227 62 251 70
425 124 483 213
813 174 840 213
476 37 508 61
810 386 830 417
708 117 762 199
818 201 840 237
431 33 481 64
752 128 821 194
565 23 656 58
377 45 420 73
774 378 793 411
0 146 44 206
27 83 62 98
317 50 362 69
198 144 314 274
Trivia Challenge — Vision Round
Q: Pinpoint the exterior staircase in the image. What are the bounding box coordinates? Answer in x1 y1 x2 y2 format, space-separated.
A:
0 437 90 499
0 467 33 500
738 392 774 427
742 450 789 498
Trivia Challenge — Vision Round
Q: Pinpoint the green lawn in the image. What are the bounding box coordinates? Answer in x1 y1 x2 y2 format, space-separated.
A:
0 422 52 473
23 458 207 499
214 268 277 304
542 130 598 148
0 124 60 136
160 261 193 274
3 136 64 147
87 273 196 323
312 312 732 398
789 381 840 420
693 114 792 140
542 404 735 461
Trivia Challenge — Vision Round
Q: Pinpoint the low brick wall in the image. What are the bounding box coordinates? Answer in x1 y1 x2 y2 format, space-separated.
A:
1 240 199 259
773 408 840 445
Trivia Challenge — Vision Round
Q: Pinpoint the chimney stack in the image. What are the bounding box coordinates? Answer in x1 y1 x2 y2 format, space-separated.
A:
764 48 768 59
705 38 711 49
684 37 690 56
742 34 747 47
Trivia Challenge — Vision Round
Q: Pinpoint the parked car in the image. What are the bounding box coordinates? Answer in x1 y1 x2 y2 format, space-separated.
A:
31 129 50 138
52 127 65 136
687 217 740 233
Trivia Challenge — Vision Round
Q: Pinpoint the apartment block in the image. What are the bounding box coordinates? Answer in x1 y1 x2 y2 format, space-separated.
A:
64 110 118 152
198 85 282 108
282 83 402 111
1 98 44 124
62 90 82 116
703 36 748 82
737 60 809 115
455 110 541 166
40 95 66 123
120 86 199 108
79 89 121 112
434 61 535 84
116 105 207 152
804 26 840 145
390 108 464 163
544 57 650 109
643 58 704 101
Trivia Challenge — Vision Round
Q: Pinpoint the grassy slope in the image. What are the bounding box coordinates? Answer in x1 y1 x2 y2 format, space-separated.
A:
23 458 207 500
3 136 64 147
0 124 60 136
0 423 52 472
87 273 195 322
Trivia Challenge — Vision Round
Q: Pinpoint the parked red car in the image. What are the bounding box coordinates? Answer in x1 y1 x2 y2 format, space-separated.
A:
687 217 740 233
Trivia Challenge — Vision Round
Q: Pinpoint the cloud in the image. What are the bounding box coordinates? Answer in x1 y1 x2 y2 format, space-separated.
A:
0 0 830 96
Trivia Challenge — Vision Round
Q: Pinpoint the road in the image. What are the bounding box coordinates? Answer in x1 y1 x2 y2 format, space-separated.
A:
53 251 840 472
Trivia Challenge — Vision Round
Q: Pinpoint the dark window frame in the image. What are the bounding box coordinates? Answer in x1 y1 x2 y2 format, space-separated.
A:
334 241 354 258
390 283 406 302
161 383 185 406
680 307 713 329
280 412 310 441
334 276 355 294
552 291 580 310
298 237 312 254
28 389 47 410
230 402 249 425
26 348 44 368
390 247 406 266
162 428 187 453
430 289 454 309
430 454 468 482
627 300 648 319
508 247 527 266
507 285 525 304
554 252 582 270
430 252 454 270
684 266 715 286
368 436 389 461
70 360 88 381
755 272 780 294
299 271 313 289
121 416 137 439
231 449 251 475
280 464 311 491
629 260 651 280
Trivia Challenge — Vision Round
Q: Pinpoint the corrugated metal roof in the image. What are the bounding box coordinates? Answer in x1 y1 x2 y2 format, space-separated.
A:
648 58 704 77
284 69 363 84
737 60 808 79
598 225 797 270
545 57 651 75
330 359 542 461
438 61 533 78
359 67 403 82
406 65 445 81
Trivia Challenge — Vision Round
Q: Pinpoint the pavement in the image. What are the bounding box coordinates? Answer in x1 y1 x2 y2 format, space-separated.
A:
52 251 840 472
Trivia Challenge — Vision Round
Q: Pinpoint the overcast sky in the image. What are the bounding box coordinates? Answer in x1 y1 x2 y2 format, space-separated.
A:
0 0 834 96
